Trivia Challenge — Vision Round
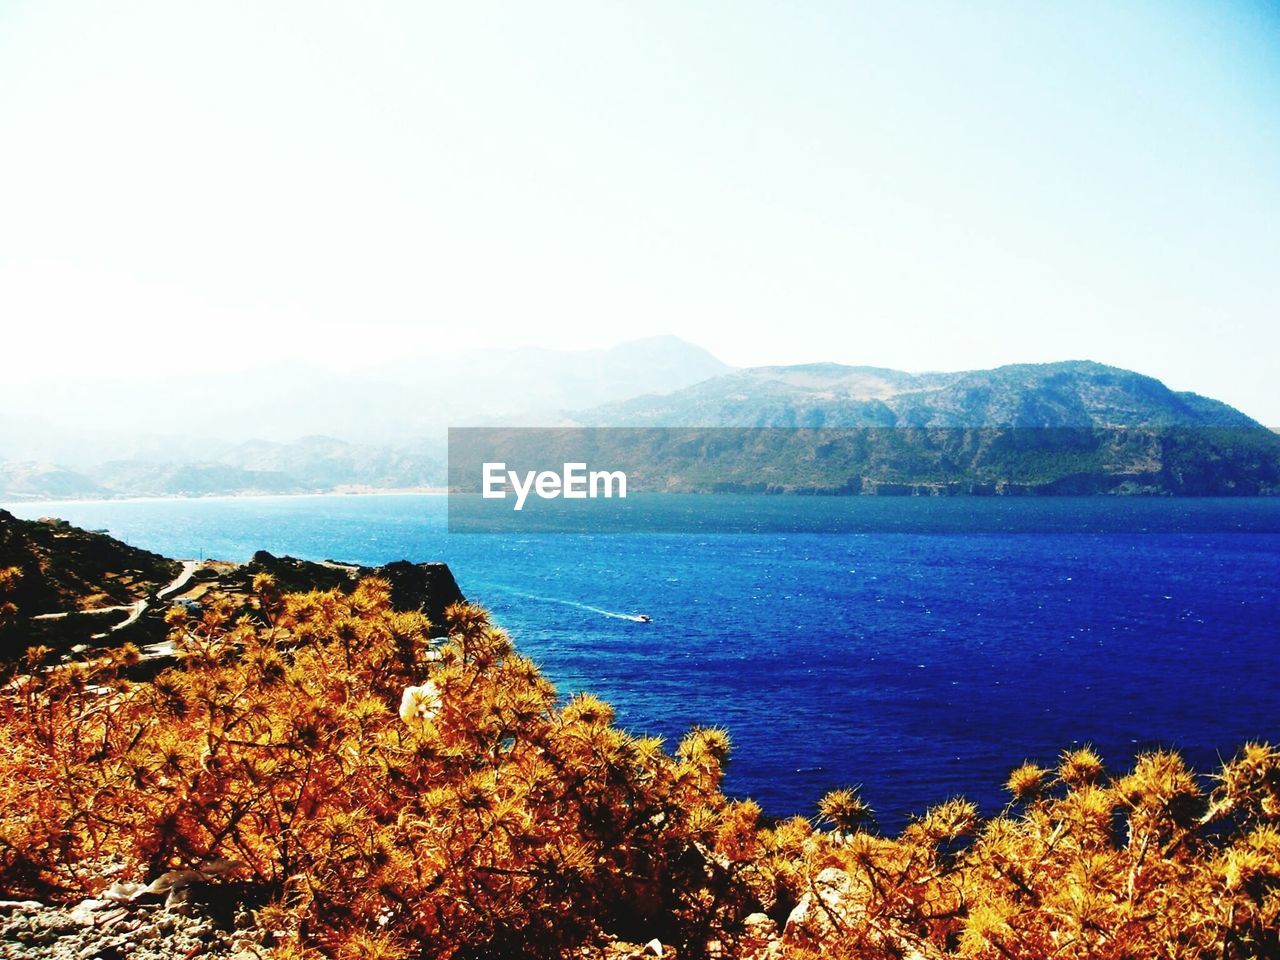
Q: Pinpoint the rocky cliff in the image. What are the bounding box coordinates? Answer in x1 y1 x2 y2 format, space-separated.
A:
237 550 465 634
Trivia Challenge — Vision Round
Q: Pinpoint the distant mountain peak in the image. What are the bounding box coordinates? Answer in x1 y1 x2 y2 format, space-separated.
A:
572 358 1267 431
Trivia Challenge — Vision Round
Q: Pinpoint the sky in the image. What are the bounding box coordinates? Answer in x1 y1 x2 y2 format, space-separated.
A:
2 1 1279 422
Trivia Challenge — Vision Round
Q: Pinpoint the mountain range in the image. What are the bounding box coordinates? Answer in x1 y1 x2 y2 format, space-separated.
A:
0 337 725 499
3 342 1278 499
0 336 729 462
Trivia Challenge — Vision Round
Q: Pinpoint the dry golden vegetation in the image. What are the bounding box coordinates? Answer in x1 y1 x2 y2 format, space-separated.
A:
1 576 1278 959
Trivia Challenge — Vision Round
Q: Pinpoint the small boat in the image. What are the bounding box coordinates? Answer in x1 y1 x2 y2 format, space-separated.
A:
636 614 651 623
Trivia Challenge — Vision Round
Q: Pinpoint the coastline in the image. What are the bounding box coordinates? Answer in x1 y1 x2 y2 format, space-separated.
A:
0 487 449 509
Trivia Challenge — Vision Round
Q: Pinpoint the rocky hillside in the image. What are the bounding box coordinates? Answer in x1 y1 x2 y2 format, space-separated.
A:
0 509 180 615
231 550 465 635
3 560 1278 959
0 512 465 661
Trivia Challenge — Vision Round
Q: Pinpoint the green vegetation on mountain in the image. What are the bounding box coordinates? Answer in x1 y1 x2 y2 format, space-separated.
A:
577 360 1265 430
559 361 1280 495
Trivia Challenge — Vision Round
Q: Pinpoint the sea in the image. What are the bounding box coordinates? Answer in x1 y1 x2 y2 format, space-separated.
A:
7 494 1280 831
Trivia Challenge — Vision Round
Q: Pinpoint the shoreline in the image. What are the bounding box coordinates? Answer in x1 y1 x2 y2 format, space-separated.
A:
9 488 1280 511
0 487 449 509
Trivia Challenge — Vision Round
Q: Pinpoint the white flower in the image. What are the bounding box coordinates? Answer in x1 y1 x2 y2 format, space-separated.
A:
399 681 442 728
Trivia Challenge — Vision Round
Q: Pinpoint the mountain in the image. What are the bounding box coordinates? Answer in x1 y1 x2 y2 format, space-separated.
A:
425 335 731 427
0 462 111 501
0 336 730 465
5 353 1278 500
0 336 728 500
573 360 1263 430
90 436 448 499
539 360 1280 495
0 437 449 501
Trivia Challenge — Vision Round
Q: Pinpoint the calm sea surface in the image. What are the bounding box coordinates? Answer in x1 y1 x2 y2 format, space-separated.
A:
7 495 1279 829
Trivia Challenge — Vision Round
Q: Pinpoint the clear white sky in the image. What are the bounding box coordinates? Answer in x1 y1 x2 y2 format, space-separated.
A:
2 1 1278 421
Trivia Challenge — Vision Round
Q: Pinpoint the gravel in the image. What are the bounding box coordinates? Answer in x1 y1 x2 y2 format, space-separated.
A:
0 895 267 960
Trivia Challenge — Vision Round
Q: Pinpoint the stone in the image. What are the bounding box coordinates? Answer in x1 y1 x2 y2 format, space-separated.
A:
742 912 777 940
69 899 112 926
783 867 860 945
0 900 44 913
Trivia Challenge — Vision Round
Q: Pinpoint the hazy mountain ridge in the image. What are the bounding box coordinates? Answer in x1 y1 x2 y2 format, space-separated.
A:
0 337 725 500
0 437 448 501
4 352 1278 500
0 336 728 463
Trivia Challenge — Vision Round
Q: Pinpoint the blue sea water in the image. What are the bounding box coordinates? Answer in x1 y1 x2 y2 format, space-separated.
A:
7 495 1280 830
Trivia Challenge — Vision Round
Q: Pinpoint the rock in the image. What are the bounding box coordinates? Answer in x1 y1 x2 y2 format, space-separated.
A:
378 560 465 631
783 867 860 945
242 553 464 635
146 868 205 896
0 894 245 960
69 899 111 926
779 869 949 959
0 900 43 913
742 911 776 940
101 881 147 903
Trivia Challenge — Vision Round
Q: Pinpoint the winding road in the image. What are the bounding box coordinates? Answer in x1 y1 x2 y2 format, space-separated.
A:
109 560 200 633
29 561 201 637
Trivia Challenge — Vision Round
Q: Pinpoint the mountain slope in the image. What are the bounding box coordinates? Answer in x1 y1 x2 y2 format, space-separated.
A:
551 360 1280 495
0 509 180 614
5 356 1276 500
574 360 1265 430
0 462 110 501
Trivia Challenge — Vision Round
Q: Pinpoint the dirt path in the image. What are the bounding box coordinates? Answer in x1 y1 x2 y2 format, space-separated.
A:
105 561 201 634
156 561 200 601
29 563 201 634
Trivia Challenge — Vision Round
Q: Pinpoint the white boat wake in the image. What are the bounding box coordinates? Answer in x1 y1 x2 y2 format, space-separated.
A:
477 584 650 622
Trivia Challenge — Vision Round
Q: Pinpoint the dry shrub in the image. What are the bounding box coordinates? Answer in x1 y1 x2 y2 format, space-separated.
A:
777 743 1280 960
0 579 752 958
2 578 1279 959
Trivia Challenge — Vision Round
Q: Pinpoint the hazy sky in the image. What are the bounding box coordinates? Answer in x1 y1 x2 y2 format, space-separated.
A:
2 2 1278 421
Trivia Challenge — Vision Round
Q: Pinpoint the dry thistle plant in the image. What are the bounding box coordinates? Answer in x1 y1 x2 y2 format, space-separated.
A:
1 577 1278 959
0 579 754 958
